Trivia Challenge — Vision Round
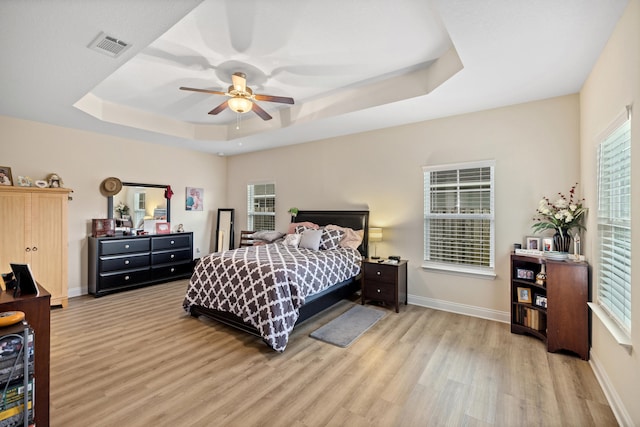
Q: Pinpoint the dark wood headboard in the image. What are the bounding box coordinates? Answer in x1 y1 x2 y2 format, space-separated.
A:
293 210 369 257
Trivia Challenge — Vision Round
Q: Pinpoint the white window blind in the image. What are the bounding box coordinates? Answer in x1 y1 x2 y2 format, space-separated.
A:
247 183 276 231
597 114 631 333
423 161 495 276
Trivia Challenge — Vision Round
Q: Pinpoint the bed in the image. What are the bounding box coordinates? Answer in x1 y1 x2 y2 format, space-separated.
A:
183 210 369 352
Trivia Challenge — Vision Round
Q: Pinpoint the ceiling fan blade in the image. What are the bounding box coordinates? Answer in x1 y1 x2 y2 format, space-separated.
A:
231 72 247 92
180 86 227 96
208 100 229 115
251 102 272 121
254 94 294 104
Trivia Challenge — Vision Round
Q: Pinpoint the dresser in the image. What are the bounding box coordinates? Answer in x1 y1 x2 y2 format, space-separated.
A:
0 186 71 307
88 232 193 296
361 259 408 312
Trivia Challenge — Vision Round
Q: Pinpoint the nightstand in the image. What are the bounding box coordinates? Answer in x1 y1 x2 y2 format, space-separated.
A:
361 259 408 312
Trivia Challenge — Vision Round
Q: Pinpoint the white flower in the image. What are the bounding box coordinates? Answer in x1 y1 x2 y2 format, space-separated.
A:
554 197 569 208
569 204 577 211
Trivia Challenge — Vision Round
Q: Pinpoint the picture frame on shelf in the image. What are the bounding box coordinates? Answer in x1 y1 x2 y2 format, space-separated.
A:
525 236 541 250
0 166 13 186
517 287 532 303
535 294 547 308
155 222 171 234
17 176 33 187
542 237 554 252
516 268 534 280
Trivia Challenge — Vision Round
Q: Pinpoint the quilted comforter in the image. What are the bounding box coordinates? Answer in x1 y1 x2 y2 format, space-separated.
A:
183 243 362 351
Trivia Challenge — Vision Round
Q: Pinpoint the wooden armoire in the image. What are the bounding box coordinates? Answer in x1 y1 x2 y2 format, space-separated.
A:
0 185 71 306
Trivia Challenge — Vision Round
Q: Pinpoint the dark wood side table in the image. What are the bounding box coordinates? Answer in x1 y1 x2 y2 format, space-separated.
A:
0 284 50 427
361 259 408 312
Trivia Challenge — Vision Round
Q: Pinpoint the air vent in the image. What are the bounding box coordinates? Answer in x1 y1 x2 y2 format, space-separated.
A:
88 32 131 58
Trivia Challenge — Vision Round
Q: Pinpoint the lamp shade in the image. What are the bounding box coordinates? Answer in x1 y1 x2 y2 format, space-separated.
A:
369 227 383 242
228 97 253 113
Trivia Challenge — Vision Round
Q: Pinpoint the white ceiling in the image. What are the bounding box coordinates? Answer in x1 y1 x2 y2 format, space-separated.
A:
0 0 628 156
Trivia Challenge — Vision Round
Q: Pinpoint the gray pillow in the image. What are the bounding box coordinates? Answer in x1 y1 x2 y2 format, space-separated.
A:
299 228 322 251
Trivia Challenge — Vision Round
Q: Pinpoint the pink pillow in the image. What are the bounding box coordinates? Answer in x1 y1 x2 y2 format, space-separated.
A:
287 221 319 235
325 224 364 250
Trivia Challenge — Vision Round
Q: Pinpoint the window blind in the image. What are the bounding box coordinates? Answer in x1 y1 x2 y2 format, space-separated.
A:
248 183 276 231
423 161 495 273
597 116 631 333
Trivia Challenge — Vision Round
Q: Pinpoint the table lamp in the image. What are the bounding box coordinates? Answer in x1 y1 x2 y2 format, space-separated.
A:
369 227 383 259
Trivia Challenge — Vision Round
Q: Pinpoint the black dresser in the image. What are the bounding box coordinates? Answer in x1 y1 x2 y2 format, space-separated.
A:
88 232 193 296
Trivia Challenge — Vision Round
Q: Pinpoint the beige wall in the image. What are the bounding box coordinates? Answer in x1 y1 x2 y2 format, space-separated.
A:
0 115 226 297
228 94 581 319
580 0 639 425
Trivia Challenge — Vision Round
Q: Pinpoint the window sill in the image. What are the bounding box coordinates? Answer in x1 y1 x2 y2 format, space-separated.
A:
421 262 496 279
588 302 632 354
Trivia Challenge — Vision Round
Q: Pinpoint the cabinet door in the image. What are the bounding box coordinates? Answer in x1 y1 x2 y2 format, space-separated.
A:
0 191 30 272
31 193 68 306
546 261 589 360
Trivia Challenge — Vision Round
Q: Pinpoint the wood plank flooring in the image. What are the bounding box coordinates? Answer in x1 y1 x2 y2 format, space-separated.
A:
50 280 617 427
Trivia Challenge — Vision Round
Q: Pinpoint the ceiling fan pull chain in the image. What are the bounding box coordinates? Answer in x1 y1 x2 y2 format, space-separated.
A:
236 112 241 130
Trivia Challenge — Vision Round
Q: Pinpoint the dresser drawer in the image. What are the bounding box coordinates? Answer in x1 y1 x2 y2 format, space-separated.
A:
151 248 192 265
363 263 397 283
363 281 396 303
100 253 150 272
151 261 193 280
152 234 192 250
99 268 150 290
100 238 150 255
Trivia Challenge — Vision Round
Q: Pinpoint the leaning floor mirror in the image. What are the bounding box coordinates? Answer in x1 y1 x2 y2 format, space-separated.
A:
215 209 234 252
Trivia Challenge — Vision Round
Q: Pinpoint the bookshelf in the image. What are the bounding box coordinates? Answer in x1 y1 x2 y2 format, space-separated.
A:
510 254 589 360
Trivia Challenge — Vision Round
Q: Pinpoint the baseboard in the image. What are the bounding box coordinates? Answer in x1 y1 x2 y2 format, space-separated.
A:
408 294 510 323
67 287 84 299
589 351 633 427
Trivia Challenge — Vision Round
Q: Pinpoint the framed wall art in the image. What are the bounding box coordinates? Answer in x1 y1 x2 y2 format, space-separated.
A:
186 187 203 211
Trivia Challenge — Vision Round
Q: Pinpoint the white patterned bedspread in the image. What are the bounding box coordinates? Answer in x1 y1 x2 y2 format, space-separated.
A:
183 243 362 351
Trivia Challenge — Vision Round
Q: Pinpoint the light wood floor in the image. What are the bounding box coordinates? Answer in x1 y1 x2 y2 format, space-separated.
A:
50 280 617 427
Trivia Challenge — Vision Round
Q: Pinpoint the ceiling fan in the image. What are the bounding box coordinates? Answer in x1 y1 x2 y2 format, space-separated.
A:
179 72 294 121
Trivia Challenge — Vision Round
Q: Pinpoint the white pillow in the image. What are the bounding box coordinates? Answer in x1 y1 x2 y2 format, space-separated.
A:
299 229 322 251
282 233 301 248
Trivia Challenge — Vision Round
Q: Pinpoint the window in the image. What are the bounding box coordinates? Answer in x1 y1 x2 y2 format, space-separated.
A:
596 113 631 334
423 160 495 277
248 183 275 231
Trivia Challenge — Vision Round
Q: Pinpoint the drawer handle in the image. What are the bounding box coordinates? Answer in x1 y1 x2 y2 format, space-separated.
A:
124 275 130 281
376 271 381 276
25 247 31 252
124 260 130 265
170 267 175 273
170 254 175 259
125 244 130 249
377 288 381 293
170 240 175 245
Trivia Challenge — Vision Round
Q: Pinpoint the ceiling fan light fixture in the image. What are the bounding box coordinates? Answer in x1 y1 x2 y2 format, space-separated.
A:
228 97 252 113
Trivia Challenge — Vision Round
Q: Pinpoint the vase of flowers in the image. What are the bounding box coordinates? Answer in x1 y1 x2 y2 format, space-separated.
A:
115 201 130 219
532 183 587 253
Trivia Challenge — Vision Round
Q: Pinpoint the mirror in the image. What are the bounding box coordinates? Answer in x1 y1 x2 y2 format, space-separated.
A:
108 182 171 229
215 209 234 251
